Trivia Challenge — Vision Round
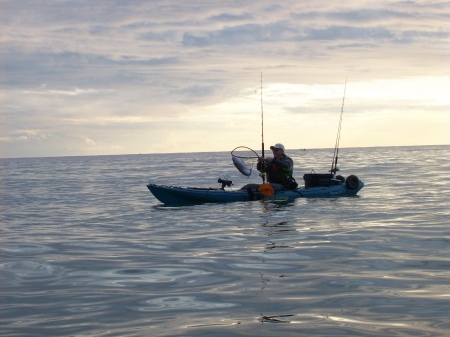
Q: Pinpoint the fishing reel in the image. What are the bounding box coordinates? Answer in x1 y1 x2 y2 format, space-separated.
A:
330 166 340 173
218 178 233 190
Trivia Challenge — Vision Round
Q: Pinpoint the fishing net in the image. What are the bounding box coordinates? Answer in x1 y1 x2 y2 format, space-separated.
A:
231 146 260 177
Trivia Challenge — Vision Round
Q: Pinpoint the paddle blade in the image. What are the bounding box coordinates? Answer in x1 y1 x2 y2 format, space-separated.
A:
258 183 274 196
232 156 252 176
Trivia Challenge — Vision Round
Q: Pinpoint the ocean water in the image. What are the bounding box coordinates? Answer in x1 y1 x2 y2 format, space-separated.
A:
0 145 449 337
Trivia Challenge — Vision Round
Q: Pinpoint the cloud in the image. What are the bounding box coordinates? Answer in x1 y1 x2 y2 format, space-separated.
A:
83 136 97 146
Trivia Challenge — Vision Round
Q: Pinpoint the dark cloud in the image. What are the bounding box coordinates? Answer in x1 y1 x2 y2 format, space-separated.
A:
208 13 253 22
326 9 412 22
182 17 446 47
182 23 297 47
173 85 220 104
1 48 178 87
304 26 394 40
139 31 178 41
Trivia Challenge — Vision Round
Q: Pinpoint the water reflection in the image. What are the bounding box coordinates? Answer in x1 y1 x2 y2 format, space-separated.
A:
261 221 296 237
260 314 294 323
260 200 296 212
255 219 300 326
265 241 291 250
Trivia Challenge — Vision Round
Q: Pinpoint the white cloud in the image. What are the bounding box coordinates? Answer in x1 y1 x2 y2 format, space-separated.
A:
83 136 96 146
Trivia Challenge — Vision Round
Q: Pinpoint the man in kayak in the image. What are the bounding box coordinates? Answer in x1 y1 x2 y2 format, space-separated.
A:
239 143 297 199
257 143 296 190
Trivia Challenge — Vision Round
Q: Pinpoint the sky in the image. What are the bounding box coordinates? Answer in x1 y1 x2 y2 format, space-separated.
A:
1 0 449 158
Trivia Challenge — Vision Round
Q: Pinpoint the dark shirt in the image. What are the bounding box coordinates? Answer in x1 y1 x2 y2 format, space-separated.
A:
257 154 294 185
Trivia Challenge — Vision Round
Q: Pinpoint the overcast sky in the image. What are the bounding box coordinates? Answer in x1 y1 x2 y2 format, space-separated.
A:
1 0 449 158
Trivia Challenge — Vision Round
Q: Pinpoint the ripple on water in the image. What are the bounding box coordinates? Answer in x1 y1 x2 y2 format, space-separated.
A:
66 305 109 313
182 258 217 264
230 263 293 270
64 242 119 248
137 296 237 312
228 252 311 260
147 244 168 249
0 261 63 278
58 267 213 287
208 236 247 241
1 243 55 254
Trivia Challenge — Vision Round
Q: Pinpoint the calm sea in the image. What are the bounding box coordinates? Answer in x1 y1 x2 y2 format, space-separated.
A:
1 145 449 337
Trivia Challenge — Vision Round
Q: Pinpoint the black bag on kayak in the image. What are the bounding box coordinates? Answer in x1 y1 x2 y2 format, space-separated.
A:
284 177 298 190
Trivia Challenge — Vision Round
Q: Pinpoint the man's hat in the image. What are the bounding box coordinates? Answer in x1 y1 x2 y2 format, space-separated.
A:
270 143 285 151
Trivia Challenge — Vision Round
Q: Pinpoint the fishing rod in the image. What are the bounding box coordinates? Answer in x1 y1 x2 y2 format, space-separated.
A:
260 72 266 183
230 73 269 184
331 78 347 176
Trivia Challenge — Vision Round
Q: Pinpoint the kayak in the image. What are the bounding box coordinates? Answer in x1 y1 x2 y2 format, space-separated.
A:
147 174 364 206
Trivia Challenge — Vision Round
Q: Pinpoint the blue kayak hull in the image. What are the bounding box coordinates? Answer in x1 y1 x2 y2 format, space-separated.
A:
147 179 364 205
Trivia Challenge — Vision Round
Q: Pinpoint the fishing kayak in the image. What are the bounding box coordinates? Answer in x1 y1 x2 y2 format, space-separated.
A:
147 174 364 206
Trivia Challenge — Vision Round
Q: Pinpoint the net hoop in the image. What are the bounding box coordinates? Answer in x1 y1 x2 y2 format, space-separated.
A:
231 146 260 177
230 146 260 159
